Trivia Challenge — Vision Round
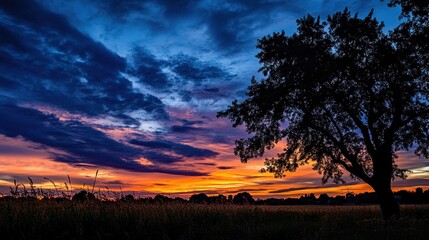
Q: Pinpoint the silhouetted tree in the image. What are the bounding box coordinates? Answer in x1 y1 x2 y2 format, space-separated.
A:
345 192 355 203
153 194 171 203
318 193 330 204
233 192 255 205
121 194 135 202
424 189 429 202
218 0 428 219
72 190 95 202
189 193 209 204
209 194 227 204
416 187 423 195
415 187 424 203
299 194 317 205
173 197 187 203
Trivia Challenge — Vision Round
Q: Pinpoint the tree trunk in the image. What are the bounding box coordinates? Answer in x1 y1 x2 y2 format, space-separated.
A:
370 147 400 220
372 182 400 220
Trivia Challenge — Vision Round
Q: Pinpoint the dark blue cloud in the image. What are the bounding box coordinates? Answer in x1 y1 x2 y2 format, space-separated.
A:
0 104 206 176
77 0 302 54
0 0 168 121
129 47 170 89
128 49 239 104
129 139 218 160
172 0 303 53
0 76 20 89
154 0 196 19
104 0 197 23
203 88 220 93
205 10 250 53
179 119 205 126
97 1 152 19
170 125 205 134
36 0 401 69
141 151 183 164
167 54 239 102
112 113 141 127
170 54 228 85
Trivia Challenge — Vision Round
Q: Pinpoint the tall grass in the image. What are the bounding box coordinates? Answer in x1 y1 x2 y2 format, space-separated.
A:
0 200 428 240
3 172 131 201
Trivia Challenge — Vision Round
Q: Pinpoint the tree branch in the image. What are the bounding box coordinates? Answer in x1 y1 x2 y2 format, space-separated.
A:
306 121 371 182
337 99 377 158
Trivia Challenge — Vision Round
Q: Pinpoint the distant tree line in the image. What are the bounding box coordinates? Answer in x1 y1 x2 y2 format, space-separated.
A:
2 188 428 205
186 188 429 205
256 188 429 206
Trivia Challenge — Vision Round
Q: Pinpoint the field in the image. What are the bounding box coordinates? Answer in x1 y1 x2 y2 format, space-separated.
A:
0 200 428 240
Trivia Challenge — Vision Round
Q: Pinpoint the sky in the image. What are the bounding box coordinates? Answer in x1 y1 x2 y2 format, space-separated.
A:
0 0 428 199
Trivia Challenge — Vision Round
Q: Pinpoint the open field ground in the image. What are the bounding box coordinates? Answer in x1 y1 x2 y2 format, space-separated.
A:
0 200 428 240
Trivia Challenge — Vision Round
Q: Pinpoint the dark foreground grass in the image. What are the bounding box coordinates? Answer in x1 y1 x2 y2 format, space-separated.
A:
0 200 428 240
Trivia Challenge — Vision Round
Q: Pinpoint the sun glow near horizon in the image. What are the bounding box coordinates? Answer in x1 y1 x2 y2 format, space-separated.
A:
1 135 427 199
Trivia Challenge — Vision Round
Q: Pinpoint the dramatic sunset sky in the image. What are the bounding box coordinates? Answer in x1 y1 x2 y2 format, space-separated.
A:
0 0 428 199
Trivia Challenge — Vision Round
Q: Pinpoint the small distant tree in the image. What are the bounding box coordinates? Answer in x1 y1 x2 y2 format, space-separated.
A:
72 190 95 202
218 0 428 219
233 192 255 205
415 187 424 203
345 192 355 203
299 194 317 205
318 193 330 204
154 194 171 203
209 194 227 204
121 194 135 202
415 187 423 195
189 193 209 204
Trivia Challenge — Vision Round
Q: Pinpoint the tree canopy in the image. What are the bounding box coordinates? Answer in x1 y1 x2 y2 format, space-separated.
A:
218 0 428 219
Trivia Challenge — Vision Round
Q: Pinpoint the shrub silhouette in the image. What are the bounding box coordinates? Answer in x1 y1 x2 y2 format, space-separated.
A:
154 194 171 203
233 192 254 205
121 194 135 202
190 193 209 204
72 190 95 202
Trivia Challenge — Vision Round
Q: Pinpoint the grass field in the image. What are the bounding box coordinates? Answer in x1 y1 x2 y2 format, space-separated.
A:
0 200 428 240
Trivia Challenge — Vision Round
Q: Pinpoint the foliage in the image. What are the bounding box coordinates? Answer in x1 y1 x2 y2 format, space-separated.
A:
72 190 96 202
190 193 209 203
218 1 428 188
233 192 255 205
